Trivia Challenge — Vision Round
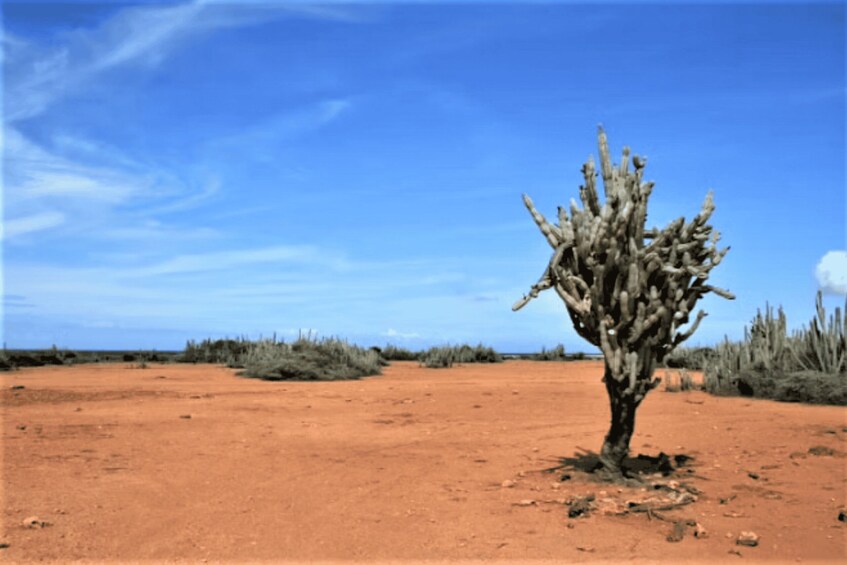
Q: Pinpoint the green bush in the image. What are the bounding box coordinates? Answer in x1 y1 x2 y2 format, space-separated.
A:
181 338 252 364
664 346 715 371
707 367 845 405
240 336 382 381
537 344 567 361
379 344 420 361
420 343 502 368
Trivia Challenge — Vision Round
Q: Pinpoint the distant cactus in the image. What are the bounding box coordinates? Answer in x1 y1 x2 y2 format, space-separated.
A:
514 127 734 479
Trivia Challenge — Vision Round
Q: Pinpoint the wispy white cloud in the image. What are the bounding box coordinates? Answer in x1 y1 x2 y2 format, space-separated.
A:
126 244 344 277
207 98 353 162
5 1 366 122
2 212 66 240
816 250 847 295
3 127 216 242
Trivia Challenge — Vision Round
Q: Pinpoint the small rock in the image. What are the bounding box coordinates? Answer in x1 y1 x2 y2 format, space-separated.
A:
501 480 516 488
567 494 595 518
736 531 759 547
10 385 25 390
838 510 846 523
515 499 535 507
808 445 835 456
576 546 594 552
22 516 48 528
179 414 192 419
748 472 760 480
559 473 572 482
0 542 9 549
16 425 26 431
694 523 708 539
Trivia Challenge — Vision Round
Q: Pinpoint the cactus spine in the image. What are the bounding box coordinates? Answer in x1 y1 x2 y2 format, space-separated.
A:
514 127 734 478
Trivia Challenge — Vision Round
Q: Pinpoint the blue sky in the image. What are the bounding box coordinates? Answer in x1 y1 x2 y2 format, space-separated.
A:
2 1 845 352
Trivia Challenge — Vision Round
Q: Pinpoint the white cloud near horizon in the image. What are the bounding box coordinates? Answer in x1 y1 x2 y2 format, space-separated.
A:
816 250 847 295
382 328 422 339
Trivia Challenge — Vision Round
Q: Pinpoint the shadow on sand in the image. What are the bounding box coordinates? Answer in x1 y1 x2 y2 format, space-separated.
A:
541 447 696 483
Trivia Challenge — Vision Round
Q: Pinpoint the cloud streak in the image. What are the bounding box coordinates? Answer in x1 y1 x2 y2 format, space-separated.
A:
5 1 365 121
2 212 66 240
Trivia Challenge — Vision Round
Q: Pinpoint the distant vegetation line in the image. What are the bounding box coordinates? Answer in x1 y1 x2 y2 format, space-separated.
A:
2 292 843 401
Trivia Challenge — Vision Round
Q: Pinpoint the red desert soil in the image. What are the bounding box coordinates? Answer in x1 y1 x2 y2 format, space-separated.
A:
1 361 845 564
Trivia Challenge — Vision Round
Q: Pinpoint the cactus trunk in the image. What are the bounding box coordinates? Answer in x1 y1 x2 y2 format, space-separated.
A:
599 363 639 477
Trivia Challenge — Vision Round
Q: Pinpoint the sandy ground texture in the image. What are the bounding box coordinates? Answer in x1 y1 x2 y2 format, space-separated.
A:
1 360 845 564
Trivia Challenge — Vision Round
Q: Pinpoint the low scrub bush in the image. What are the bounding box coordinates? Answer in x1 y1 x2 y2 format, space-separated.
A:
378 345 420 362
240 336 382 381
537 344 567 361
420 343 502 368
664 347 715 371
181 338 252 364
707 367 846 405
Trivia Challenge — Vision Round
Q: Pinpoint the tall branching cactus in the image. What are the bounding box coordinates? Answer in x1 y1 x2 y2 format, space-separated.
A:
514 127 734 478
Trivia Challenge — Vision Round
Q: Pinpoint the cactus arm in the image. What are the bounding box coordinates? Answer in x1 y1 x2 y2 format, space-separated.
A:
522 194 562 248
672 310 708 347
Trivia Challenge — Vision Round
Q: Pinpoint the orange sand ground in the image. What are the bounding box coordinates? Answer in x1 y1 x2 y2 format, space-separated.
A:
2 360 845 564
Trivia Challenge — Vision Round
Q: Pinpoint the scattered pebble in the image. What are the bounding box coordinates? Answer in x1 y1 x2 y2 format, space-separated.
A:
576 546 595 552
179 414 192 419
838 510 846 523
10 385 25 390
748 472 760 480
16 425 26 431
0 542 9 549
694 523 708 539
736 531 759 547
501 480 516 488
514 499 535 507
808 446 835 457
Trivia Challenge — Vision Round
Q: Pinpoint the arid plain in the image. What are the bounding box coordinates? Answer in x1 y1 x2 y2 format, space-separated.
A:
2 360 845 564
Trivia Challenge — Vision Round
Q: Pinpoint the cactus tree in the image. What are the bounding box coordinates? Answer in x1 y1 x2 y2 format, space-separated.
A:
513 127 734 479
